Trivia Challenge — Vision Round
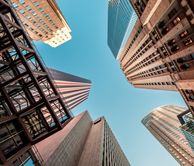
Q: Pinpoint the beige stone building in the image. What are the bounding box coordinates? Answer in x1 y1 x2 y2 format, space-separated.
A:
142 105 194 166
118 0 194 116
10 0 71 47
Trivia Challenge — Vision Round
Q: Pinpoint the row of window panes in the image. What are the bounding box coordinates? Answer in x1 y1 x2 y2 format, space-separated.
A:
123 36 153 69
129 64 168 80
126 50 161 75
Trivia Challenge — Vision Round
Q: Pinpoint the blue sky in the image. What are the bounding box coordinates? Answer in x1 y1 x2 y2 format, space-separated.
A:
34 0 186 165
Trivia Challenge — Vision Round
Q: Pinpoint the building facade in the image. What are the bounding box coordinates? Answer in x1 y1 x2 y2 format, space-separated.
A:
108 0 135 58
118 0 194 116
142 105 194 166
35 111 130 166
47 68 91 111
9 0 72 47
178 109 194 151
0 1 71 165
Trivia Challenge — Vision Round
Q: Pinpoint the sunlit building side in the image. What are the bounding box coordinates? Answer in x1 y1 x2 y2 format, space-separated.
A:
142 105 194 165
10 0 72 47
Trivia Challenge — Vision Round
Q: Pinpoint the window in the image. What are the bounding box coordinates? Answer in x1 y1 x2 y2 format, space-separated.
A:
180 63 190 70
185 90 194 101
168 8 177 19
26 6 31 11
184 38 193 46
173 17 181 25
12 3 18 8
19 9 25 14
19 0 25 4
0 122 25 158
167 39 176 46
43 13 48 17
0 100 11 118
38 8 44 12
179 30 188 38
26 15 31 19
158 21 165 29
177 54 194 63
171 45 180 52
12 152 35 166
24 23 28 27
161 27 169 35
31 11 37 16
33 1 39 6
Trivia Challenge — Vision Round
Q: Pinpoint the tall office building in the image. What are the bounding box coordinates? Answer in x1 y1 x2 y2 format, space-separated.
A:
9 0 72 47
118 0 194 116
178 109 194 151
35 111 130 166
0 1 71 165
142 105 194 166
108 0 135 58
47 68 91 111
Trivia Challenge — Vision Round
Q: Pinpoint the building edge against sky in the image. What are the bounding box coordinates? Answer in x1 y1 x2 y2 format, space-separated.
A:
0 1 128 166
117 11 138 60
35 111 131 166
142 105 194 166
107 0 135 58
116 0 194 120
47 68 92 111
177 109 194 152
9 0 72 47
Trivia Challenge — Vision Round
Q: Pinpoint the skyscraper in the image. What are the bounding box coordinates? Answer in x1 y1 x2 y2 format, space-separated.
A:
10 0 72 47
142 105 194 165
108 0 135 58
35 111 130 166
0 1 71 165
178 109 194 151
47 68 91 111
117 0 194 116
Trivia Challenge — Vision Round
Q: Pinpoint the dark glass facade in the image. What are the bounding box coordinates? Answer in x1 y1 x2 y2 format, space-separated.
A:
108 0 134 58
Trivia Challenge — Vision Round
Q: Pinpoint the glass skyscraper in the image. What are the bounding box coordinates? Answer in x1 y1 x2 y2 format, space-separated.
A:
108 0 135 58
178 110 194 152
142 105 194 165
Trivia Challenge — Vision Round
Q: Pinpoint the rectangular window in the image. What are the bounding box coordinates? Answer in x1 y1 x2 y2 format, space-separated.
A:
33 2 39 6
0 122 26 158
19 9 25 14
19 0 25 4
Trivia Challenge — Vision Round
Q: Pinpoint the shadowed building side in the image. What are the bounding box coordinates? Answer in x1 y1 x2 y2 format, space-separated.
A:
35 112 92 166
78 117 130 166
